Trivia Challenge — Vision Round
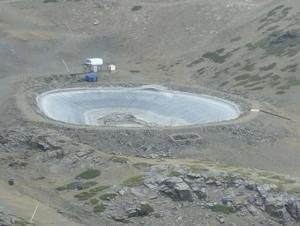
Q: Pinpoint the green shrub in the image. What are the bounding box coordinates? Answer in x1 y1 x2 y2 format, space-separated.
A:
56 182 76 191
76 169 101 180
74 192 96 201
110 156 128 163
93 203 106 213
122 175 145 187
139 203 154 216
90 198 99 205
100 193 118 201
89 185 110 193
211 204 236 214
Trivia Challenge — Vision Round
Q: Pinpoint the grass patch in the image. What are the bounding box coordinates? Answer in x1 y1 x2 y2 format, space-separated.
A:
122 175 145 187
132 162 153 169
76 169 100 180
110 156 128 163
93 203 106 213
89 185 110 193
43 0 58 3
56 182 77 191
168 171 182 177
287 186 300 194
202 51 229 63
74 192 96 201
90 198 99 205
56 181 97 191
211 204 236 214
259 63 277 71
131 5 142 11
100 192 118 201
82 181 98 189
140 203 154 216
14 219 34 226
188 164 209 172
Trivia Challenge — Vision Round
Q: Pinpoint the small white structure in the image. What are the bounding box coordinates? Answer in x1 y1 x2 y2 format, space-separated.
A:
83 58 103 72
108 64 116 72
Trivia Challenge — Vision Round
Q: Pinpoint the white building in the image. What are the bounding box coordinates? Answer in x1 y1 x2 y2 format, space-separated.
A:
83 58 103 72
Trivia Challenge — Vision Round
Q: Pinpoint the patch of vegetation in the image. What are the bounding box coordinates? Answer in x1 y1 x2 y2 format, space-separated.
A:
168 171 182 177
14 219 34 226
287 186 300 194
276 90 285 95
188 164 209 172
251 86 264 90
281 64 298 72
122 175 145 187
56 181 98 191
219 81 229 87
242 60 256 71
132 162 153 169
196 67 205 75
100 192 118 201
211 204 236 214
244 81 262 88
139 203 154 216
74 192 97 201
234 73 251 81
276 76 300 92
90 198 99 205
233 62 241 67
233 74 266 89
56 182 77 191
265 25 280 32
89 185 110 193
110 156 128 163
258 5 291 30
256 30 300 58
129 70 140 73
43 0 58 3
131 5 142 11
186 58 204 67
202 50 229 63
76 169 101 180
93 203 106 213
259 63 277 71
82 181 98 189
172 133 200 141
230 37 241 42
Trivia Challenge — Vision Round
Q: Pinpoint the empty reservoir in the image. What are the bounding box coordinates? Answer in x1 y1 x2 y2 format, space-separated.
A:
37 87 240 127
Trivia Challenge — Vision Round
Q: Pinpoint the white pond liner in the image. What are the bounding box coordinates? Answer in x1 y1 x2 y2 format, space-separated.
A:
36 86 241 127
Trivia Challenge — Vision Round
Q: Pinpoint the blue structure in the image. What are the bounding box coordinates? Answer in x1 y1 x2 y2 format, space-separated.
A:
85 73 97 82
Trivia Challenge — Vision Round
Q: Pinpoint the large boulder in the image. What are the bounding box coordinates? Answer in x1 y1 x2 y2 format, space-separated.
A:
286 199 300 221
264 196 286 218
159 177 193 201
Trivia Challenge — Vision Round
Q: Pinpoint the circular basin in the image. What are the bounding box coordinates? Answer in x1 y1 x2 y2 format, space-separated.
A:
36 86 240 127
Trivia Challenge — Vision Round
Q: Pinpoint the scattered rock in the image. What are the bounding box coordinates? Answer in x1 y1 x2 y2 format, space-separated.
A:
217 215 225 224
264 197 285 218
126 202 154 218
257 184 277 198
221 195 233 205
119 187 129 196
286 199 300 221
159 177 193 202
192 187 207 200
245 180 256 190
144 176 165 190
93 19 100 25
